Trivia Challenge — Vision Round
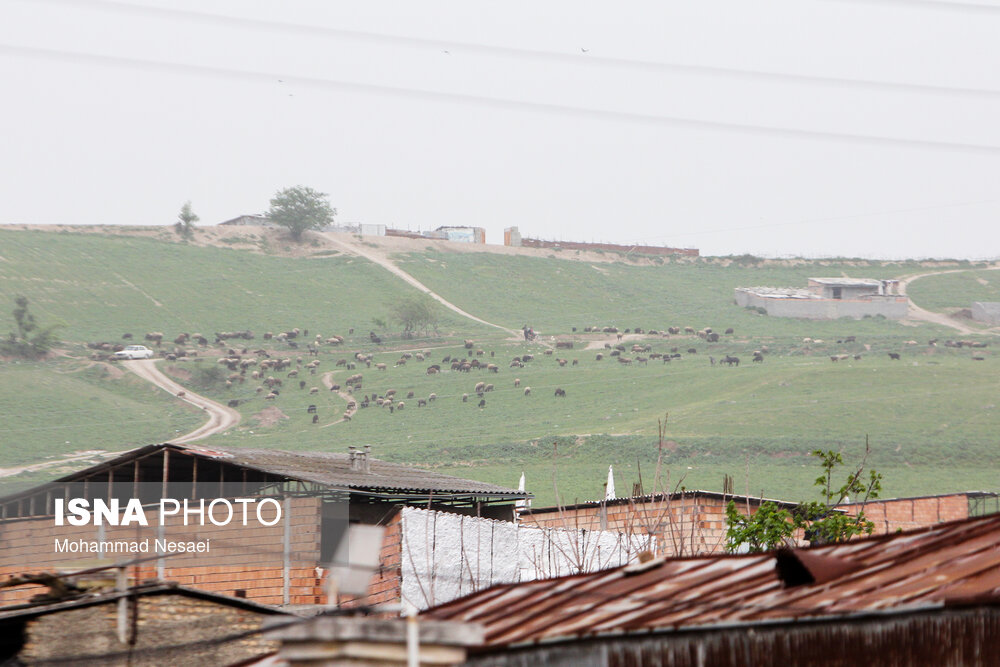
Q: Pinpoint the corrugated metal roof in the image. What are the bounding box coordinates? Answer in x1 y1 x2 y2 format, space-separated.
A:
423 513 1000 648
179 444 523 497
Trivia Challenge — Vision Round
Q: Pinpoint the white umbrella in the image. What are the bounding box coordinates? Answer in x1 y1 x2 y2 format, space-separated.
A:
605 465 616 501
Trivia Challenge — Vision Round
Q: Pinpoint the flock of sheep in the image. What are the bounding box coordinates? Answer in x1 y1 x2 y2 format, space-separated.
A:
81 322 990 428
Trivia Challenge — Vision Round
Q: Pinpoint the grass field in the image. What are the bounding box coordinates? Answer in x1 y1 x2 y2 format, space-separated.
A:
906 268 1000 315
0 228 996 506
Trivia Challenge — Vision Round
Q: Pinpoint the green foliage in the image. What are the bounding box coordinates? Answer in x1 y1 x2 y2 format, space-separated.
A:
0 296 62 359
267 186 336 241
725 501 796 553
189 363 229 390
798 445 882 545
175 201 199 239
725 445 883 552
389 294 442 338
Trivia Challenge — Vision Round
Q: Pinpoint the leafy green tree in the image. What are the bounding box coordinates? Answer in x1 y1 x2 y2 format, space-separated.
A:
725 501 796 553
725 442 883 553
390 294 442 338
0 296 63 359
175 201 199 238
267 186 336 241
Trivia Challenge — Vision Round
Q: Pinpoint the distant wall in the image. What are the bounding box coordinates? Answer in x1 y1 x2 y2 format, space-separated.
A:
972 302 1000 324
735 289 909 320
516 237 699 257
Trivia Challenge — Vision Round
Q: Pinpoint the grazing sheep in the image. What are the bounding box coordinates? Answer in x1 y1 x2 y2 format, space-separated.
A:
572 359 579 366
407 391 415 399
342 413 351 421
462 393 469 402
753 352 764 363
721 355 740 367
265 392 277 400
554 388 566 397
312 414 319 423
309 387 319 394
307 405 317 414
687 348 697 354
725 328 734 335
474 381 486 393
514 378 520 388
176 391 186 398
478 398 486 408
484 384 494 392
524 387 531 395
397 401 405 410
464 339 474 349
596 352 604 361
227 399 241 407
888 352 901 360
122 333 133 339
557 358 568 367
417 399 427 407
375 363 387 371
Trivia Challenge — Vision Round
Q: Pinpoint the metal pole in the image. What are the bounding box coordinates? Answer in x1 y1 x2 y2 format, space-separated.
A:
406 602 419 667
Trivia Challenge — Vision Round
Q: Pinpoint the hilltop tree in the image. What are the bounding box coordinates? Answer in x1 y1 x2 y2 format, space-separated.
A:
175 201 199 238
0 296 63 359
267 186 336 241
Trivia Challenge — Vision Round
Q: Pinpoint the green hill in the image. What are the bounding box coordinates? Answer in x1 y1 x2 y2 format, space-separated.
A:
0 227 996 506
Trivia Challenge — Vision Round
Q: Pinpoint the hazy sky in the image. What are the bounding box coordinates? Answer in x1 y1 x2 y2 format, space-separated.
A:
2 0 999 258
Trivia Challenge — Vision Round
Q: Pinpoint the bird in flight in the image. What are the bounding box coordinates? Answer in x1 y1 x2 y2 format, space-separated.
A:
581 48 589 53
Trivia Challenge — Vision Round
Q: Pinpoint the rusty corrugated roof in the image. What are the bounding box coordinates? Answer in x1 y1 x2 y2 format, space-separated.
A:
423 512 1000 648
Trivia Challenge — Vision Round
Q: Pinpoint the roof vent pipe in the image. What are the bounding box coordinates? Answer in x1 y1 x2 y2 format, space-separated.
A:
363 445 372 474
348 446 358 471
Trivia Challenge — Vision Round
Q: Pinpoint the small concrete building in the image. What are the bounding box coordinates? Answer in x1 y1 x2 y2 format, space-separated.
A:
734 277 908 319
972 302 1000 325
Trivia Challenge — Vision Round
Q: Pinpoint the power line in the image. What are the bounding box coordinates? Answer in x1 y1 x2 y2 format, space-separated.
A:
821 0 1000 13
2 43 1000 155
28 0 1000 100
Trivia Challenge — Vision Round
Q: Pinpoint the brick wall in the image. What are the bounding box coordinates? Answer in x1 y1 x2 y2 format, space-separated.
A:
843 495 969 535
521 495 740 557
0 496 323 606
519 238 699 257
339 508 403 609
18 593 279 666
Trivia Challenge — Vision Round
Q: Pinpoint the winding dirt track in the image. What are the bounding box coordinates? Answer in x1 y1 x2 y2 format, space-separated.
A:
125 359 241 441
898 266 1000 336
321 233 519 336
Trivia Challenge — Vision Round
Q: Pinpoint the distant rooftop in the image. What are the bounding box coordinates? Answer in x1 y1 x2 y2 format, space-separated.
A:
809 277 886 287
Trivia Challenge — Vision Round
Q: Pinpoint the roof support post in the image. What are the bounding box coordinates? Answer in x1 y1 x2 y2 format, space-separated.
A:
283 494 292 606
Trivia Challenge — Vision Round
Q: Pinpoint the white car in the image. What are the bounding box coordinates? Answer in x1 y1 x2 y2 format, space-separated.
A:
114 345 154 360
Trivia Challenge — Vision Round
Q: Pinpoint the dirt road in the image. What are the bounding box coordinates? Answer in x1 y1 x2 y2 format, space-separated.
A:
125 359 241 441
321 233 520 336
898 267 1000 336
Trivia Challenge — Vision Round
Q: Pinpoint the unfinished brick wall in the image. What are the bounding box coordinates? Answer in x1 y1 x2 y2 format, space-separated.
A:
339 508 403 609
843 495 969 535
521 495 740 557
18 593 279 666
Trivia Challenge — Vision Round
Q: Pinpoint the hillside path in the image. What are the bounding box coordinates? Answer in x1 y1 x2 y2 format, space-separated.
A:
319 370 357 427
320 233 520 336
898 266 1000 336
125 359 241 441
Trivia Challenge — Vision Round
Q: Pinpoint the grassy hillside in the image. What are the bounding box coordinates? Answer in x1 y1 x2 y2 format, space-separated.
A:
0 359 203 467
0 229 490 343
0 228 997 506
906 268 1000 314
392 250 968 340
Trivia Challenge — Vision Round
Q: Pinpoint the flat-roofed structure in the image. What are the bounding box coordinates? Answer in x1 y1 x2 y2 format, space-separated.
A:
735 277 908 319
